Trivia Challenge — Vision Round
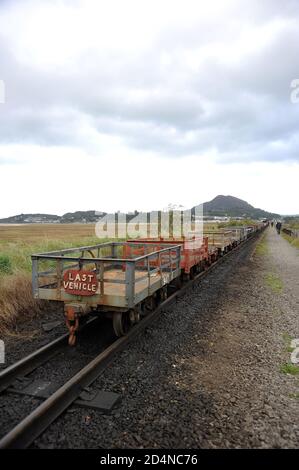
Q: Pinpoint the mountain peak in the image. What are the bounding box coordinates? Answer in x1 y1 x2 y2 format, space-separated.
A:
202 195 278 218
206 195 254 211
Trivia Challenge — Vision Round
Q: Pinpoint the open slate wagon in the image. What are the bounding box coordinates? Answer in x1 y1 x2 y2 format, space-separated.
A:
125 236 209 279
203 230 235 254
32 241 181 341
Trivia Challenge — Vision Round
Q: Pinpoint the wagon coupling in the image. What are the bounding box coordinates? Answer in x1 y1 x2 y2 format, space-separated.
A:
65 306 79 346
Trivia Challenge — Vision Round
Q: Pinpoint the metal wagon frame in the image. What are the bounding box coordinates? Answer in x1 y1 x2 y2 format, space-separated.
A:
31 241 181 310
203 230 234 254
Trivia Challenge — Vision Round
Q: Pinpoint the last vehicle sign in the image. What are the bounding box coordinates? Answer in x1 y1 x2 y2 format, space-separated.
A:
63 269 98 296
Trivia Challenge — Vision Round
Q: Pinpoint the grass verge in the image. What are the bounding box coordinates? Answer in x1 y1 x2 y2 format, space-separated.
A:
282 233 299 250
265 273 283 293
280 363 299 376
282 333 295 353
255 236 269 257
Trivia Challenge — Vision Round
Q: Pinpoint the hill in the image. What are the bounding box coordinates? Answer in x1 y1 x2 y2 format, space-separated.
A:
0 211 106 224
0 196 280 223
59 211 106 223
200 195 279 219
0 213 61 224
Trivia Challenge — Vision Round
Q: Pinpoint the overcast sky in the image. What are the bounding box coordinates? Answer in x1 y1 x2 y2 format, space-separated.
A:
0 0 298 217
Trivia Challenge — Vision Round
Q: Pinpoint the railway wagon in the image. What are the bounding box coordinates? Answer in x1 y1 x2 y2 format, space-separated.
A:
245 224 262 238
31 224 265 344
125 236 209 280
203 230 235 255
223 226 247 245
31 241 181 342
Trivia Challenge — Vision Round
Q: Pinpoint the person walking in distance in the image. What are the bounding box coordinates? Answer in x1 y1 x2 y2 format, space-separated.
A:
276 221 282 234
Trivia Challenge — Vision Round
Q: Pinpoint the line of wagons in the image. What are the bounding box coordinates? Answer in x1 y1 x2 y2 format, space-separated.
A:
31 224 266 343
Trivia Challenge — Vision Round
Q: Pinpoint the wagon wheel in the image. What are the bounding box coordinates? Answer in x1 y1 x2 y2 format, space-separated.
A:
113 311 131 337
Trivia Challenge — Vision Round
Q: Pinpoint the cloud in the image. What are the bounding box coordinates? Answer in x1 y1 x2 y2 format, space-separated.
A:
0 0 298 165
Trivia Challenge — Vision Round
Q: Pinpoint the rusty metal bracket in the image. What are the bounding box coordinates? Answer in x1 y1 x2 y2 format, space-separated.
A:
65 307 79 346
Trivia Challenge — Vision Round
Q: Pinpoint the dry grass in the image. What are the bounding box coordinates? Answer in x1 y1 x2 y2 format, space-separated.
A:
0 272 46 336
218 218 256 228
0 223 97 242
0 224 102 337
282 233 299 250
0 224 102 274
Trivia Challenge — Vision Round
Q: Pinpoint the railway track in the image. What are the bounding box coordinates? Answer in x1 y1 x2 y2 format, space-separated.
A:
0 332 68 395
0 316 100 394
0 232 262 449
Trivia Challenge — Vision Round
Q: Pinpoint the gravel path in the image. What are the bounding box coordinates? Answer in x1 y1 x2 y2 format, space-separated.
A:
2 229 298 449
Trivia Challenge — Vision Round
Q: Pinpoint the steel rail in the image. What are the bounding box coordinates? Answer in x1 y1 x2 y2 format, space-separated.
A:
0 334 68 395
0 231 263 449
0 317 99 394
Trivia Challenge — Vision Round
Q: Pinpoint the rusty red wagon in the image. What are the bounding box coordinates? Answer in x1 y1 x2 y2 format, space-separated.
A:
125 236 209 279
